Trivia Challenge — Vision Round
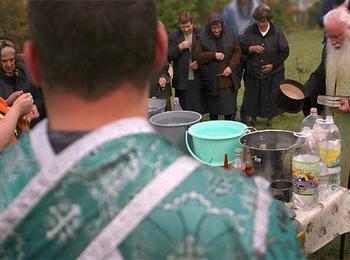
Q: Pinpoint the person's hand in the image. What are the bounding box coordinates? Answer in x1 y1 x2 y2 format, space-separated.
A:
6 90 24 105
190 60 199 70
261 64 273 74
12 93 33 117
215 52 225 61
249 45 265 54
23 104 40 123
334 98 350 113
158 77 167 88
222 66 232 77
179 40 191 50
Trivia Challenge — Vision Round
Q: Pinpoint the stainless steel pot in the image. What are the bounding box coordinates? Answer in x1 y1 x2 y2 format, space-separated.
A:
240 130 298 181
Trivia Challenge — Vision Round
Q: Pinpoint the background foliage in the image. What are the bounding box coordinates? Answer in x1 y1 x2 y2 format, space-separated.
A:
0 0 28 51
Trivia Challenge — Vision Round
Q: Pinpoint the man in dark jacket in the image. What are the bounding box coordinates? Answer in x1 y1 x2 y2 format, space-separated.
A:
168 11 205 113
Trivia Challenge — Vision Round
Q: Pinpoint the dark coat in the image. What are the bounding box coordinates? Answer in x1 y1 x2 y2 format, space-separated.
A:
195 16 241 96
0 62 46 122
149 63 172 111
168 28 202 91
240 23 289 118
240 23 289 80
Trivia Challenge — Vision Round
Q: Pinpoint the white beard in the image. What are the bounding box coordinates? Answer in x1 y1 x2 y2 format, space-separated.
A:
326 33 350 96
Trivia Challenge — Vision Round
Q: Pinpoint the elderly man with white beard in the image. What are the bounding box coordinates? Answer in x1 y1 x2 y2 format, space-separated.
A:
304 6 350 187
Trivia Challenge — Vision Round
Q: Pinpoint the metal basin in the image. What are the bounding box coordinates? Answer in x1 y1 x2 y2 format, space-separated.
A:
240 130 298 181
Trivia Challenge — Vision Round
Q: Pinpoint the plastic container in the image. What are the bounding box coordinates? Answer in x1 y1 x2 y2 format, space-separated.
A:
292 127 320 209
321 116 341 190
232 148 245 172
186 120 247 166
301 107 322 130
313 121 329 200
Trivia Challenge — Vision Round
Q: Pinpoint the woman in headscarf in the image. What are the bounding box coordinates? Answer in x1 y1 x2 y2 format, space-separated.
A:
194 13 241 120
240 4 289 126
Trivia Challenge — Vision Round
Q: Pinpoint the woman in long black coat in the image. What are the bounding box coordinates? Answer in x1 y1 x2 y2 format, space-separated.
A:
240 4 289 126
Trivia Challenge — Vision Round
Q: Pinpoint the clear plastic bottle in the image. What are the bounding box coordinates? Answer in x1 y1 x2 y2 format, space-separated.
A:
301 107 322 129
232 148 246 172
292 127 321 209
173 97 182 111
322 116 341 190
313 120 329 200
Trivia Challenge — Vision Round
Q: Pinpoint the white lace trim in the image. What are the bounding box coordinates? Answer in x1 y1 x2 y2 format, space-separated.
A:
105 249 123 260
30 120 55 169
78 156 200 260
253 176 272 260
0 117 155 244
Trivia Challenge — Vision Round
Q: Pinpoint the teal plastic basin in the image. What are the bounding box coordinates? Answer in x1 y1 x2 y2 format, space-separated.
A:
186 120 247 166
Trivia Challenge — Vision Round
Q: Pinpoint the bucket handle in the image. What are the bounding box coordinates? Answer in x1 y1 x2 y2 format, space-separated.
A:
185 130 209 165
244 126 257 134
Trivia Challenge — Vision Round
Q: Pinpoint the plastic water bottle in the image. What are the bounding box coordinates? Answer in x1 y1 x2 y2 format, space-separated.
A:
292 127 320 209
232 148 245 172
322 116 341 190
313 121 329 200
301 107 322 129
173 97 182 111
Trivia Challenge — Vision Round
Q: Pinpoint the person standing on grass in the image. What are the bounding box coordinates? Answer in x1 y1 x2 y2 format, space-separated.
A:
195 13 241 121
239 4 289 127
168 11 206 113
304 7 350 187
0 1 303 258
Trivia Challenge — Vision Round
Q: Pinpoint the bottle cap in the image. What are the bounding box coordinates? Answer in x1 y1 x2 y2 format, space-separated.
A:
310 107 318 115
234 148 242 155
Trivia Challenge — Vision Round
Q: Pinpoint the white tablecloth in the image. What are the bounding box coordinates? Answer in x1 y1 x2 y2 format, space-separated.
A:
295 187 350 253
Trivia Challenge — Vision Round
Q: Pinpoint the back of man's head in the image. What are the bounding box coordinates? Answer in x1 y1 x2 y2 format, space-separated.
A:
27 0 157 99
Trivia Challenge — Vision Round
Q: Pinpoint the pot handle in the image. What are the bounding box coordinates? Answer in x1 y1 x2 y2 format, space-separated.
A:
244 126 257 134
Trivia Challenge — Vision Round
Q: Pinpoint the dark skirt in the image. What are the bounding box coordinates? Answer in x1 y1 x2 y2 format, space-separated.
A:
241 73 284 118
175 80 207 114
207 87 238 115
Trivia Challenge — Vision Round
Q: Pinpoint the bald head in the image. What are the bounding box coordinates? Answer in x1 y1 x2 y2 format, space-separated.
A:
1 46 16 75
324 7 350 48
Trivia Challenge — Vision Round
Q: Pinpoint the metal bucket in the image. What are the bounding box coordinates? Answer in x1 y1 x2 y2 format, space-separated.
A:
240 130 298 181
148 98 166 117
149 111 202 151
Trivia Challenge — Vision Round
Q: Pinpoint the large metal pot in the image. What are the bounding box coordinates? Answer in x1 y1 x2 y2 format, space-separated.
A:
240 130 298 181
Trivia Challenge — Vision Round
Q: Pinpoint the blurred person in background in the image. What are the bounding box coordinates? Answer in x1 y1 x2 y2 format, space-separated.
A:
0 44 45 125
195 13 241 120
240 4 289 126
223 0 260 123
149 62 172 111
